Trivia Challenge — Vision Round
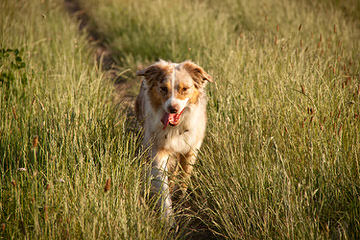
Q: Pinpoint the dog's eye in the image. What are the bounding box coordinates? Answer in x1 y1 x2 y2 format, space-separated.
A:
160 87 168 93
182 87 188 92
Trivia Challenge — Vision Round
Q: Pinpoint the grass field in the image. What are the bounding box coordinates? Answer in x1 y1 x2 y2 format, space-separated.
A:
1 0 360 239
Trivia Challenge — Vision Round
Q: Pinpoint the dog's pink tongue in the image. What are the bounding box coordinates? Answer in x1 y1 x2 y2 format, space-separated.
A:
161 113 176 129
161 113 170 129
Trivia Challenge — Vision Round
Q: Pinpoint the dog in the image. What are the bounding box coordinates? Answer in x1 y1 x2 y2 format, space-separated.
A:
135 60 212 219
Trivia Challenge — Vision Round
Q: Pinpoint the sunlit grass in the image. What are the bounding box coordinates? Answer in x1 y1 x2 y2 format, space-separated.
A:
81 0 360 238
1 0 360 239
0 0 171 239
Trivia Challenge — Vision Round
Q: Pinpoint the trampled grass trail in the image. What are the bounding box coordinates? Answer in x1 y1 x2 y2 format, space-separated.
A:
1 0 360 239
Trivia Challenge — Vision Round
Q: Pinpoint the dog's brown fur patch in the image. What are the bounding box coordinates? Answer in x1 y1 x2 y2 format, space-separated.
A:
183 61 213 87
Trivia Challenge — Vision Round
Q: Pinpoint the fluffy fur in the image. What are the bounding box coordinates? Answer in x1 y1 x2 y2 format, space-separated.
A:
135 60 212 219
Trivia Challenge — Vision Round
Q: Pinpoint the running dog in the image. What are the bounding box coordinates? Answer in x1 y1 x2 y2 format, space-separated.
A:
135 60 212 218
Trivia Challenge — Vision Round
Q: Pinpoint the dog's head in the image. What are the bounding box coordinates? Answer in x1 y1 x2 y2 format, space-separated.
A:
137 60 212 128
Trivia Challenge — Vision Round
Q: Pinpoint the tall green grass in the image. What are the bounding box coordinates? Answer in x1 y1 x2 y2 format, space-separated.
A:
80 0 360 238
1 0 360 239
0 0 173 239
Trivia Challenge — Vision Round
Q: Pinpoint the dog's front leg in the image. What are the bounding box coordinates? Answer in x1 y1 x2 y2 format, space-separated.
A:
150 149 173 219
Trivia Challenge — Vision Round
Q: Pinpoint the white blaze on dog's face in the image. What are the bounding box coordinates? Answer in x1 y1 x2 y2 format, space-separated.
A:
137 60 212 128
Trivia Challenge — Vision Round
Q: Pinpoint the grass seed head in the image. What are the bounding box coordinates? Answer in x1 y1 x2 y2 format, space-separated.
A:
32 136 39 148
1 223 5 232
104 178 111 192
346 76 351 85
301 85 306 94
12 106 17 120
337 109 341 119
338 125 342 135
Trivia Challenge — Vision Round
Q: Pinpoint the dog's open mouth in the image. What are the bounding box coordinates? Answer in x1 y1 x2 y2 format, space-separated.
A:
161 109 184 129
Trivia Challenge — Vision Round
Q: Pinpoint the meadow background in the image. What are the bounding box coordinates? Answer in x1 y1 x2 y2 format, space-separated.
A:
1 0 359 239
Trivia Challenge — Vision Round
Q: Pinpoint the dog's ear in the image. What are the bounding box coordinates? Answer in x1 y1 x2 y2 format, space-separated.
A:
136 61 169 83
182 61 213 87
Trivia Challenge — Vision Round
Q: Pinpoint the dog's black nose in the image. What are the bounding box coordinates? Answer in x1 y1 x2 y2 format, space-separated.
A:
168 106 178 114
